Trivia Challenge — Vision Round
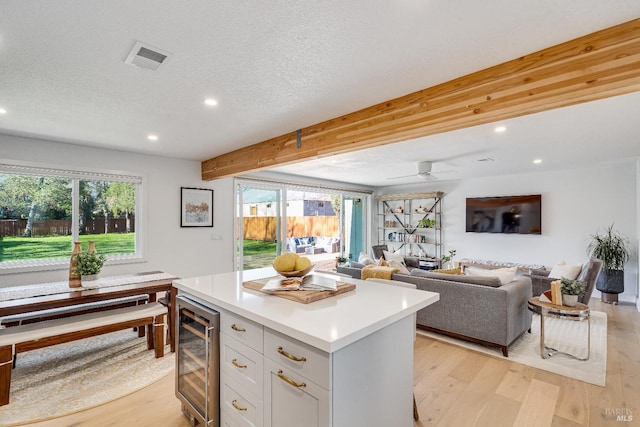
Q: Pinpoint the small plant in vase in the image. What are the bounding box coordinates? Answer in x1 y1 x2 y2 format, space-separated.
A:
335 256 348 268
559 277 586 306
440 249 457 269
73 251 106 282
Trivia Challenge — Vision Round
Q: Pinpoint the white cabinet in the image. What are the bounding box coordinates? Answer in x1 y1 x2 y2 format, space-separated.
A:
220 311 329 427
220 311 264 427
185 298 417 427
263 328 330 427
263 357 329 427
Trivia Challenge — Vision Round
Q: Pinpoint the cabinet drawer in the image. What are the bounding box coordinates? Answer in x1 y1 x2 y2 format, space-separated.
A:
263 358 330 427
221 333 264 397
264 328 330 389
221 380 263 427
221 410 244 427
221 310 263 353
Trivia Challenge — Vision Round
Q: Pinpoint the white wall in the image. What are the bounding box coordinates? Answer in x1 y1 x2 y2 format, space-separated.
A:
0 134 235 286
377 161 639 304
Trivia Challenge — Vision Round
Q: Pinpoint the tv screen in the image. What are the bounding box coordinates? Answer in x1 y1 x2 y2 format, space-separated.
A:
466 194 541 234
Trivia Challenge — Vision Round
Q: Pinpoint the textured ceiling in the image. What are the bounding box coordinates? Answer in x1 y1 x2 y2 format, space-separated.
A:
0 1 639 186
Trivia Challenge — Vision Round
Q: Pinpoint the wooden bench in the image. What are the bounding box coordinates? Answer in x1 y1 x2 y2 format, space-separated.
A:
0 302 167 406
0 294 150 327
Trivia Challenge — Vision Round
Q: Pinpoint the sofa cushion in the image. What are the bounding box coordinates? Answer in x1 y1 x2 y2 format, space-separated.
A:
465 266 517 285
404 257 420 268
388 259 410 274
383 250 406 265
549 261 582 280
358 252 375 266
410 268 502 287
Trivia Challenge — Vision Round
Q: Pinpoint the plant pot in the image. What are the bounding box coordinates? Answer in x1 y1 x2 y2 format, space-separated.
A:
596 269 624 304
562 294 579 307
596 269 624 293
81 274 99 283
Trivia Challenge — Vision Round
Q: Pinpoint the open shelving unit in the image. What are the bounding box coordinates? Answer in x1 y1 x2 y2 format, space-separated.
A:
375 191 443 266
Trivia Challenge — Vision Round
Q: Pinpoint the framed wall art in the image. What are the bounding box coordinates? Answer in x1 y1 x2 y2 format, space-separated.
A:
181 187 214 227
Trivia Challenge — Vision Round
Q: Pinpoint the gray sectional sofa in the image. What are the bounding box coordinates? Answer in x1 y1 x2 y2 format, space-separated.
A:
336 264 532 356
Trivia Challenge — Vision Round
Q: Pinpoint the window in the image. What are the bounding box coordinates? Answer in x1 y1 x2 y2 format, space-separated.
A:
0 162 143 272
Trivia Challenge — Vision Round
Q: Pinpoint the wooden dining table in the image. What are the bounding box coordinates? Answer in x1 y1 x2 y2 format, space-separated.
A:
0 271 178 352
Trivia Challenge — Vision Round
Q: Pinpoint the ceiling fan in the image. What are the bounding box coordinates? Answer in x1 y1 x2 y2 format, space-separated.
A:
387 160 452 181
386 148 491 181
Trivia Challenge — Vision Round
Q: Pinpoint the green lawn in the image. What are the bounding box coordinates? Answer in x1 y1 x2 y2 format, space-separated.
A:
0 233 135 262
243 239 277 269
243 239 276 255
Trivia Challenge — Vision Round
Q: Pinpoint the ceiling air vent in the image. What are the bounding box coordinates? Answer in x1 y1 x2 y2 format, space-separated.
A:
124 41 172 71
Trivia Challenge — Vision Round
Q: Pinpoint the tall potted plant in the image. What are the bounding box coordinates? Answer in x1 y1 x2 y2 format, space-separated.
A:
587 224 630 304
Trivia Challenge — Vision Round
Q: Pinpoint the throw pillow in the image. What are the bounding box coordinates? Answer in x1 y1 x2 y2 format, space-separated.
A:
377 257 389 267
358 252 375 266
549 262 582 280
388 259 410 274
383 250 406 265
465 266 517 285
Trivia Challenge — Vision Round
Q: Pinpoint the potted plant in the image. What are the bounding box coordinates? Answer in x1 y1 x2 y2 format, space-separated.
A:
587 224 630 304
440 249 457 269
335 255 348 268
417 218 435 228
73 251 106 282
560 277 586 306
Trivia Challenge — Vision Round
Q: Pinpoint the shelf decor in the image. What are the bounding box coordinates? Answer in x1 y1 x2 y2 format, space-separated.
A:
181 187 214 227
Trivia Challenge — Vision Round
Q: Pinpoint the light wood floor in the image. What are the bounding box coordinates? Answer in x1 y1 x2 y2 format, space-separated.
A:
25 300 639 427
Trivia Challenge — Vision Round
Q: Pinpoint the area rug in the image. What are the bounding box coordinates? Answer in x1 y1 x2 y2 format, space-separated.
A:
0 330 175 426
417 310 607 386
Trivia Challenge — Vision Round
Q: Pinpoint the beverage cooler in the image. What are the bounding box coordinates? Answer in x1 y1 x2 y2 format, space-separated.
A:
176 295 220 426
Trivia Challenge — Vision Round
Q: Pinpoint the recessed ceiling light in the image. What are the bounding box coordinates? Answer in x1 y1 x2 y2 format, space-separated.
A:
0 108 7 115
533 159 542 164
494 125 507 133
204 98 218 106
147 134 158 141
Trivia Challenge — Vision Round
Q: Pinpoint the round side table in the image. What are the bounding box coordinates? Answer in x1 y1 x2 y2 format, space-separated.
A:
527 297 590 361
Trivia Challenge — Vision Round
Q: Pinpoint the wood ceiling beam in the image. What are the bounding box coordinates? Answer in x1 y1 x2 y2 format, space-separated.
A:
202 18 640 181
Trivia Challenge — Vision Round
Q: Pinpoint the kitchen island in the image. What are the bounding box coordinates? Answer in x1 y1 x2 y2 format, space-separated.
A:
173 268 439 427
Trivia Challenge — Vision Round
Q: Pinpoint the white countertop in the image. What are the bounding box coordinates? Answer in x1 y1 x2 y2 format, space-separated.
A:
173 268 439 353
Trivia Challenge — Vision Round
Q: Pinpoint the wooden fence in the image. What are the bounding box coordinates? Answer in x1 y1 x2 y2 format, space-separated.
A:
0 218 135 237
243 216 338 241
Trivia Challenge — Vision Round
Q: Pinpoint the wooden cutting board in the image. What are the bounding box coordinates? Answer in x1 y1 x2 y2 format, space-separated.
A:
242 280 356 304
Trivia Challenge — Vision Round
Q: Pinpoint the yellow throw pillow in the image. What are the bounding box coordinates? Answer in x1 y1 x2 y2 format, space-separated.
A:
431 268 462 275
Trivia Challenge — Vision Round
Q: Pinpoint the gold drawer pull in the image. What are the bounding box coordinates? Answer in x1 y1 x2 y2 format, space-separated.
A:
232 358 247 369
231 324 246 332
231 399 247 411
277 370 306 388
277 346 307 362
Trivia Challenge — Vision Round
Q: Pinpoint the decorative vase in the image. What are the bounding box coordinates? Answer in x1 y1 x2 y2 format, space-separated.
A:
88 240 96 253
562 294 578 307
81 274 98 282
442 260 454 270
69 241 82 288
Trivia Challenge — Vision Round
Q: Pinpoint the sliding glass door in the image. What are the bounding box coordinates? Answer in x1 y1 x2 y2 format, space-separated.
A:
235 180 369 272
236 185 282 270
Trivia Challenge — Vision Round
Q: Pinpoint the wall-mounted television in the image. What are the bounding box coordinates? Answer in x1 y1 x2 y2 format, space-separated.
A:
465 194 542 234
